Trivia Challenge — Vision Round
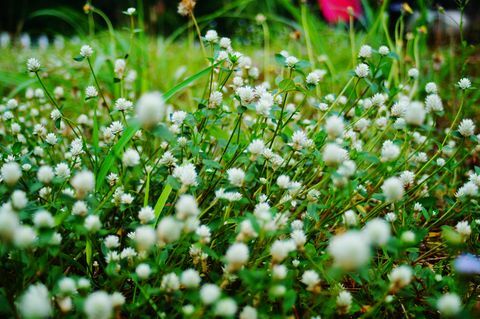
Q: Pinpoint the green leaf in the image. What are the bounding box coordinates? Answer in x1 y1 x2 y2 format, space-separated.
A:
278 78 296 92
154 184 173 225
86 237 93 274
144 172 150 207
96 121 140 190
74 55 85 62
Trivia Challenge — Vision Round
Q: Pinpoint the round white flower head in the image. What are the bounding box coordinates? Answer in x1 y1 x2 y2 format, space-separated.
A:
136 92 166 128
173 163 198 188
13 225 36 248
84 291 113 319
58 277 77 295
37 165 54 184
358 45 372 58
85 86 98 98
126 7 136 15
215 298 238 317
200 284 221 305
17 283 52 318
363 218 391 246
175 194 200 219
425 82 438 94
135 225 156 251
2 162 22 185
11 190 28 209
403 102 426 126
336 290 352 314
381 140 400 162
33 210 54 228
457 77 471 90
343 210 358 226
389 265 413 290
27 58 41 72
136 263 151 279
407 68 419 79
205 30 219 42
355 63 370 78
455 220 471 238
300 270 320 291
323 143 348 166
227 167 245 187
71 170 95 198
181 269 201 288
381 177 404 202
225 242 249 271
437 293 461 316
285 56 299 68
458 119 475 137
156 216 182 244
80 45 93 58
239 305 258 319
0 207 19 239
325 115 345 139
327 231 370 270
122 148 140 167
84 215 102 232
378 45 390 56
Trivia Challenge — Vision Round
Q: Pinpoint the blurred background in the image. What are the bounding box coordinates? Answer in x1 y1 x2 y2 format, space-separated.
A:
1 0 479 44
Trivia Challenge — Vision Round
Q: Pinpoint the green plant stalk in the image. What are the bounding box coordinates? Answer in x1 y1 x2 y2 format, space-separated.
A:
301 3 315 69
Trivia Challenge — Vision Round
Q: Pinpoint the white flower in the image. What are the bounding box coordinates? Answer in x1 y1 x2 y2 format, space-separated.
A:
363 218 390 246
407 68 419 79
1 162 22 185
425 82 438 94
236 86 255 105
457 77 471 90
248 139 265 155
325 115 345 139
84 291 113 319
276 175 291 189
200 284 221 305
138 206 155 224
381 140 400 162
225 243 249 270
135 226 156 251
173 163 198 187
458 119 475 137
437 293 461 316
327 231 370 270
136 92 166 127
239 306 258 319
285 56 299 67
55 163 71 178
181 269 201 288
378 45 390 55
122 148 140 167
403 102 426 126
300 270 320 291
205 30 219 42
389 265 413 289
136 263 151 279
14 226 36 248
270 240 296 263
71 170 95 198
84 215 102 232
33 210 54 228
11 190 28 209
104 235 120 249
455 221 471 238
292 130 312 149
45 133 57 145
175 194 199 219
80 45 93 57
27 58 41 72
336 291 352 314
37 165 54 183
126 7 136 15
161 273 180 291
18 283 52 318
343 210 358 226
358 45 372 58
323 143 348 166
425 94 443 112
156 216 182 244
381 177 404 202
227 168 245 187
355 63 370 78
85 86 98 98
215 298 237 317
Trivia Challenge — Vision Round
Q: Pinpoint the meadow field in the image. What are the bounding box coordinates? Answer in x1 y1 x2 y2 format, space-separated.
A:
0 0 479 318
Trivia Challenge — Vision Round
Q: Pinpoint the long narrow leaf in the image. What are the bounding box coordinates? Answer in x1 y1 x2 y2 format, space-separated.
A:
154 184 173 223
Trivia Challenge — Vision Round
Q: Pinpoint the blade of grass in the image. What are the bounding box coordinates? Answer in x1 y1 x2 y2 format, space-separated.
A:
154 184 172 223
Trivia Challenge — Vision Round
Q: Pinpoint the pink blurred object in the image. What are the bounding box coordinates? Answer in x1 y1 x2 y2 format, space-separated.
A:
318 0 363 24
